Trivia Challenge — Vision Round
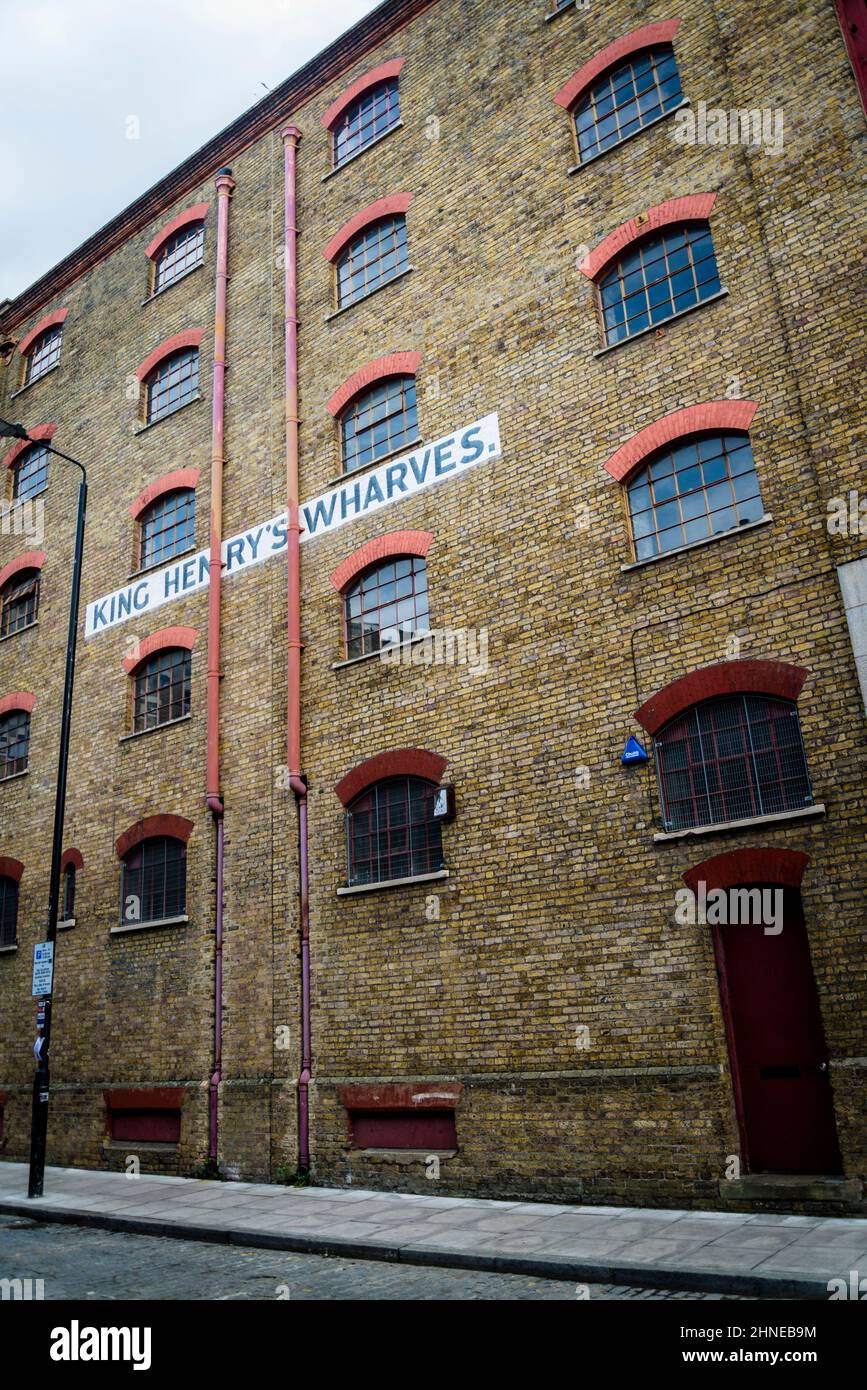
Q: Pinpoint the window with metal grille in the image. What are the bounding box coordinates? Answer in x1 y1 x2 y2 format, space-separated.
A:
133 649 191 732
332 77 400 168
153 223 205 294
349 1110 457 1149
24 325 63 385
109 1108 181 1143
337 216 409 308
138 489 195 570
654 696 813 832
598 224 721 346
145 348 199 424
0 571 40 637
121 836 186 925
627 433 764 562
0 875 18 947
345 556 430 660
574 47 683 163
61 864 76 922
12 443 50 500
341 376 418 474
347 777 444 886
0 711 30 779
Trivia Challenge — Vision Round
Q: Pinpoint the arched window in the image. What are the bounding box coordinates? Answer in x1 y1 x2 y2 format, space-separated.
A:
145 347 199 425
121 836 186 926
23 324 63 385
152 222 205 294
342 375 418 474
0 875 18 947
332 77 400 168
347 777 444 886
337 216 409 309
137 488 195 570
654 696 813 833
345 555 430 659
0 710 30 779
61 863 76 922
574 47 683 163
12 442 50 500
627 432 764 561
598 223 721 345
133 648 192 732
0 569 40 637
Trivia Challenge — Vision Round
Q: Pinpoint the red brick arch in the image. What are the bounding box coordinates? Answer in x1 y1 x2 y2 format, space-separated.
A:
554 20 683 111
326 351 422 418
122 626 200 674
329 530 433 592
335 749 447 806
115 815 195 860
323 193 414 263
17 307 68 358
0 857 24 883
61 848 84 872
145 202 209 260
321 57 405 130
135 330 203 383
634 660 808 737
0 551 45 591
0 692 36 718
603 401 759 483
129 468 200 521
578 193 718 281
683 848 809 895
3 423 56 472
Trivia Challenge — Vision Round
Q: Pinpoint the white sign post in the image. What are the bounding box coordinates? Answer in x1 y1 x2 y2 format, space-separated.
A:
32 941 54 997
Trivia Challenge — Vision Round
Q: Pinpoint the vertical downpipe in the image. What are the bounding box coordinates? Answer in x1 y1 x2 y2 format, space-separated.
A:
207 167 235 1163
281 125 311 1174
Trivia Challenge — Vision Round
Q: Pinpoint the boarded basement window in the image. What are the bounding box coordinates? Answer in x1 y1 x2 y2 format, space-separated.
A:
349 1109 457 1150
109 1108 181 1143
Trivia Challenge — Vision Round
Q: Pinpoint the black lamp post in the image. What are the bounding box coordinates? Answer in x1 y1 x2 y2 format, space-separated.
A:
0 418 87 1198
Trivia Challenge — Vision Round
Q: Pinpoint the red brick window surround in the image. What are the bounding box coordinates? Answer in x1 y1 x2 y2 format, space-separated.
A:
17 308 68 387
135 331 203 425
0 555 43 637
145 204 209 296
835 1 867 117
321 59 405 170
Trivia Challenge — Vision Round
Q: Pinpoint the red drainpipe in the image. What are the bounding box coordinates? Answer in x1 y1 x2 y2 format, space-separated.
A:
281 125 311 1173
207 167 235 1163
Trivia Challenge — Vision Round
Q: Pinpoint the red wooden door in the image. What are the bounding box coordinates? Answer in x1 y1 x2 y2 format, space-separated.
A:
715 888 841 1174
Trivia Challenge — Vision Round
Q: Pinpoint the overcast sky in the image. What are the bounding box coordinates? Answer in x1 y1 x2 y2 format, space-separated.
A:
0 0 381 302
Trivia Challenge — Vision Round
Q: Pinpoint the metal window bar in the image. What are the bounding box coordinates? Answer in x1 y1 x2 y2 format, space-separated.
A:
154 224 205 293
133 649 191 732
139 489 196 569
344 555 430 659
333 78 400 167
341 376 418 474
13 443 50 500
120 838 186 925
0 875 18 947
337 216 409 308
0 711 30 779
574 48 683 163
347 778 443 885
0 572 40 636
627 434 763 561
146 349 199 424
25 325 63 385
598 225 721 346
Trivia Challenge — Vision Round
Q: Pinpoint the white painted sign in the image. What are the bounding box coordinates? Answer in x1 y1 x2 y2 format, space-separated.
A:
85 413 501 638
32 941 54 997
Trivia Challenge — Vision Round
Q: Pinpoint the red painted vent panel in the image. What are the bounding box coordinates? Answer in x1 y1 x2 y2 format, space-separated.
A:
350 1109 456 1150
110 1108 181 1143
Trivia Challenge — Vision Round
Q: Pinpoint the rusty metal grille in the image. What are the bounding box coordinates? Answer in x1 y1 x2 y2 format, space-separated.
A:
337 216 409 308
628 434 763 561
139 488 196 569
25 325 63 384
333 77 400 167
0 571 40 637
0 710 30 779
146 348 199 424
154 223 205 293
133 648 191 732
341 376 418 474
655 696 813 832
347 777 443 886
598 224 721 345
574 47 683 164
13 443 50 500
345 555 430 660
121 837 186 925
0 875 18 947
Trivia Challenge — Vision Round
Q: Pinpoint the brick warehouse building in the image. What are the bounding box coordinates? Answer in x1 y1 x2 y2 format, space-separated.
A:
0 0 866 1212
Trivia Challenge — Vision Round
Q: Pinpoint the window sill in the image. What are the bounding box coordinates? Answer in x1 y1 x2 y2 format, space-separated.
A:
326 266 414 323
545 0 582 18
0 621 39 643
141 260 204 306
621 515 774 571
594 289 729 358
327 435 422 489
337 869 449 897
653 803 826 843
321 120 404 181
351 1148 458 1163
0 943 18 954
0 769 29 786
568 99 691 173
332 632 430 671
110 913 189 935
10 362 61 399
104 1140 179 1152
119 713 192 743
128 546 196 582
133 393 204 436
58 918 75 930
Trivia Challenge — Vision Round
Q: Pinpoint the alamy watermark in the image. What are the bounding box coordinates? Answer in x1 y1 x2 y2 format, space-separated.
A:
675 882 783 935
673 101 784 156
379 626 489 676
0 498 44 547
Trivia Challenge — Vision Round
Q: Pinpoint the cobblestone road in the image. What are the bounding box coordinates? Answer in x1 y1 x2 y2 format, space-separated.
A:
0 1219 743 1300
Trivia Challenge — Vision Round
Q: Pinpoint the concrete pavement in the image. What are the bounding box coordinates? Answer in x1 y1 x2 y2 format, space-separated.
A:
2 1162 864 1298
